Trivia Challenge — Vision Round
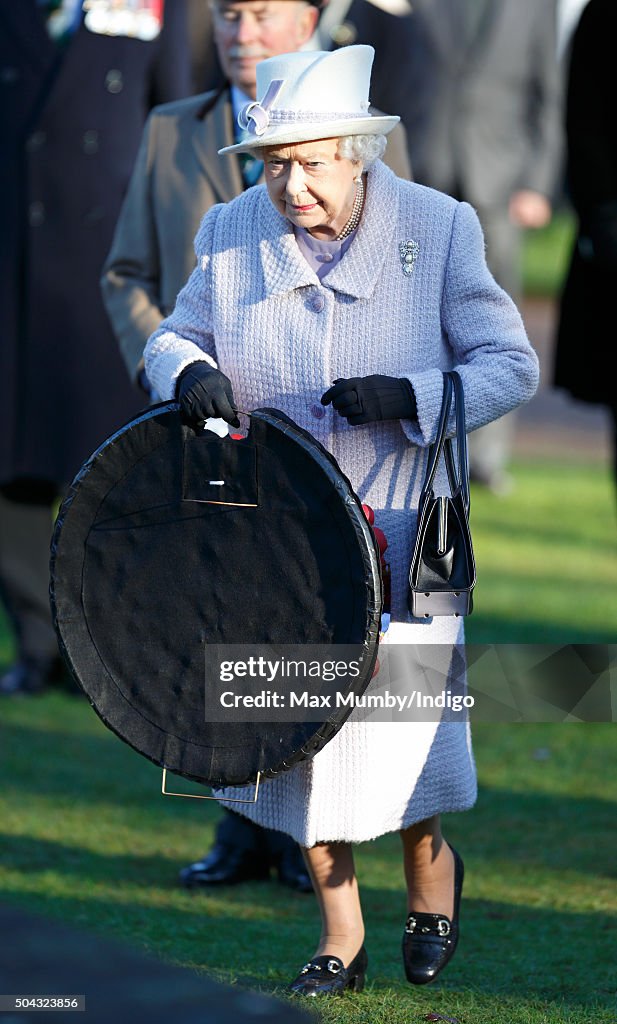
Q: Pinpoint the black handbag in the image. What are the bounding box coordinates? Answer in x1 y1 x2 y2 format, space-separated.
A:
408 370 476 617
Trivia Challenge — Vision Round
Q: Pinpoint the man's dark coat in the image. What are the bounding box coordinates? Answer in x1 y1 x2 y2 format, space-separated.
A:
0 1 191 484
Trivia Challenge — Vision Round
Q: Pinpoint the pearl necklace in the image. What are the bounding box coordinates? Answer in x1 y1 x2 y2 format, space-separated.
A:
335 176 365 241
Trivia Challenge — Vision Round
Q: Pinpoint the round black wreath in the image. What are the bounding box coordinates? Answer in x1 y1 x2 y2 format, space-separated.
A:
50 405 382 786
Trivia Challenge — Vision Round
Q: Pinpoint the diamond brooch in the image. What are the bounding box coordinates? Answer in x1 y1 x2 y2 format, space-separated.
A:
399 240 419 276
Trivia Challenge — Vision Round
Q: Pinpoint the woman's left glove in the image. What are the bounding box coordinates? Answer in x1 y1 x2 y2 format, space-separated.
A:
176 361 240 428
321 374 417 425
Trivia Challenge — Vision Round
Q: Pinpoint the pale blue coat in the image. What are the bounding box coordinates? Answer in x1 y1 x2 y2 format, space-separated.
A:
145 160 538 844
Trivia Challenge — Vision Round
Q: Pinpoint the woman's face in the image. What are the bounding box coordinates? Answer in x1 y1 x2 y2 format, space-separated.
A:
263 139 362 240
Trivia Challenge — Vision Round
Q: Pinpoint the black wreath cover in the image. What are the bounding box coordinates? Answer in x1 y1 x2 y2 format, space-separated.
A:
50 405 382 786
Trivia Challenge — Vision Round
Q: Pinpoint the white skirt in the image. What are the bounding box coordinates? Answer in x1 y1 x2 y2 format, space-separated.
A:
215 620 477 846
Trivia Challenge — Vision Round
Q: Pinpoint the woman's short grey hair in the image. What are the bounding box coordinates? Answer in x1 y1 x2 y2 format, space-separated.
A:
337 134 388 167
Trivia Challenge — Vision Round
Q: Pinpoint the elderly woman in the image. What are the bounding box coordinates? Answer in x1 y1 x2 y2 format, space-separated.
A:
145 46 538 995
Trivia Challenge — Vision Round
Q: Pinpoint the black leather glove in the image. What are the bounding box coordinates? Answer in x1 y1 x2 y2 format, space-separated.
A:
176 361 239 427
321 374 417 425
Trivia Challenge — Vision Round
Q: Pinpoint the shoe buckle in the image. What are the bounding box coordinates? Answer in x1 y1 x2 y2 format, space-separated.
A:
437 918 451 937
300 962 320 974
326 960 341 974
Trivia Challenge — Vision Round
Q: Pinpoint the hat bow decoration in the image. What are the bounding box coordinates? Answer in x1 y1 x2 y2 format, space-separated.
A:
238 80 285 137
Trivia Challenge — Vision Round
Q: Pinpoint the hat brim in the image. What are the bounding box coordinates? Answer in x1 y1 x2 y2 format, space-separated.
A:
218 115 400 156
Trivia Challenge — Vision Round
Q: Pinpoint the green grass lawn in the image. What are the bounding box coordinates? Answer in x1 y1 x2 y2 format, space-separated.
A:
1 701 615 1023
466 459 617 644
522 212 576 298
0 453 615 1022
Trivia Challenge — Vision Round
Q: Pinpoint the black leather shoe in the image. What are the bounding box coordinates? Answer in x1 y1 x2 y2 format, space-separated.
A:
289 946 368 996
179 844 270 887
276 845 313 893
402 844 464 985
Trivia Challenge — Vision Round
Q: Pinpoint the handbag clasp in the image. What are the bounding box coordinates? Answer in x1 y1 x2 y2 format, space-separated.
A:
436 495 448 555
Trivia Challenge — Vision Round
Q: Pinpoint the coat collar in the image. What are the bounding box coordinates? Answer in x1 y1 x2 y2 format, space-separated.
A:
258 201 319 295
192 88 244 204
257 160 399 300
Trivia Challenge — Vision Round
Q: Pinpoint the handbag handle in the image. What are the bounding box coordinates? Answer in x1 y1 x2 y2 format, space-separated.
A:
420 371 470 513
445 370 470 513
420 373 453 498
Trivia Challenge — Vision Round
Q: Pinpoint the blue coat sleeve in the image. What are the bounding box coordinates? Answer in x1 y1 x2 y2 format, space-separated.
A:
405 201 539 445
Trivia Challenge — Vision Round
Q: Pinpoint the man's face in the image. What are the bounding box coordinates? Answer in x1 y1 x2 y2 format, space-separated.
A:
212 0 319 99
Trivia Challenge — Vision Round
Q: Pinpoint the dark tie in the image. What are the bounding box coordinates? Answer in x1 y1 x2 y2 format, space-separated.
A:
239 152 264 189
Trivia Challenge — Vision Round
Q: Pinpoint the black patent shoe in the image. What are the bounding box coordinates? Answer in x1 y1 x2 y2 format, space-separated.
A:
289 946 368 996
179 844 270 887
402 844 464 985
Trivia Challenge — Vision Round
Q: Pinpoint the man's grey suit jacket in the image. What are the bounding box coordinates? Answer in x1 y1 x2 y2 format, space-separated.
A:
403 0 562 208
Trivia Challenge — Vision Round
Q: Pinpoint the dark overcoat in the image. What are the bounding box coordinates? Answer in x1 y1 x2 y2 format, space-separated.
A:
0 1 191 485
555 0 617 407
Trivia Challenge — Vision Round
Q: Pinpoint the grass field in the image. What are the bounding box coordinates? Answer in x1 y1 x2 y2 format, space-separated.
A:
522 213 576 298
1 454 615 1023
1 703 615 1023
466 459 617 644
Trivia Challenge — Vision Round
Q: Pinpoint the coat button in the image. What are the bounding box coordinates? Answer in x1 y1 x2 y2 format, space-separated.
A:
83 130 99 154
311 403 326 420
29 201 45 226
105 69 123 94
311 294 325 312
26 131 46 151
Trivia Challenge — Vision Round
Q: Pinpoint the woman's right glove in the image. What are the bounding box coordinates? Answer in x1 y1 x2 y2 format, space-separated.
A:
176 361 240 427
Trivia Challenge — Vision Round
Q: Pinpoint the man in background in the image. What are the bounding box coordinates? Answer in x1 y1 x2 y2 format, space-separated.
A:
0 0 193 697
403 0 562 492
